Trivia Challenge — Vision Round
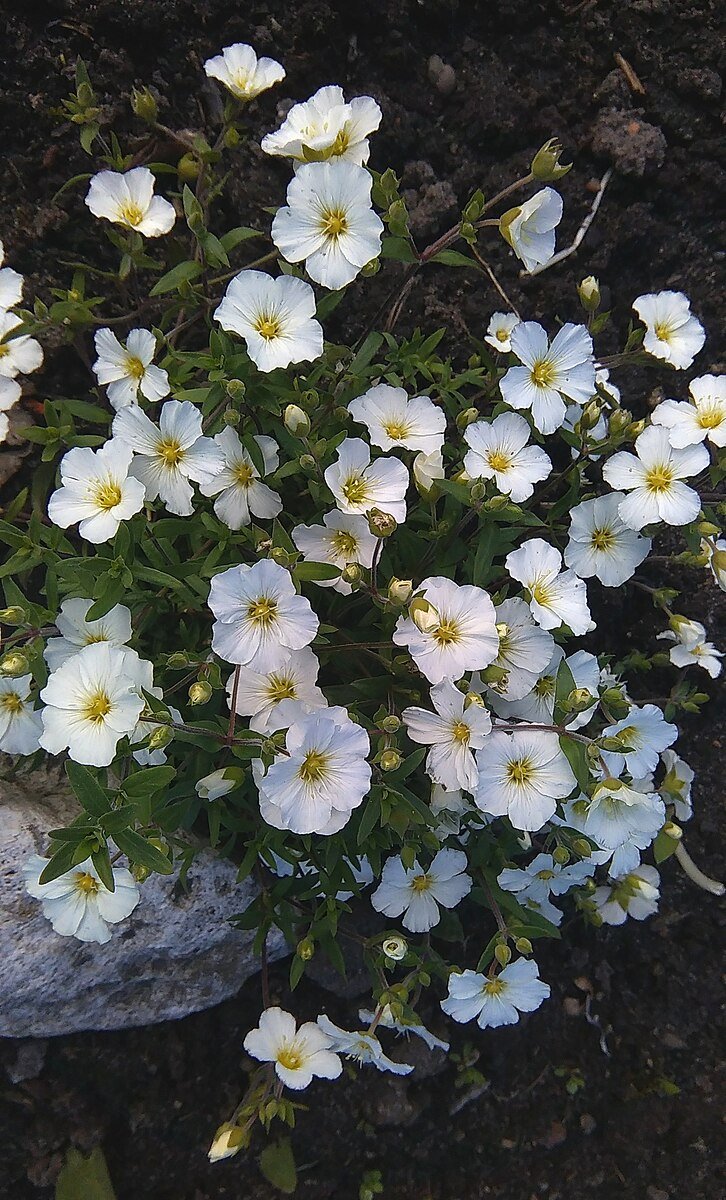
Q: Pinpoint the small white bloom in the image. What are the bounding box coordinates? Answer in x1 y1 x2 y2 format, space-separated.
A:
483 597 556 703
272 161 384 290
316 1015 413 1075
464 412 552 503
491 647 598 730
371 847 472 933
39 642 145 766
292 510 377 594
0 311 43 378
506 538 592 634
358 1006 450 1052
474 730 576 831
195 769 237 802
593 865 660 925
484 312 520 353
92 327 170 410
0 675 42 754
500 321 596 435
603 425 709 530
633 291 705 370
564 781 665 856
652 375 726 450
501 187 563 273
564 493 652 586
113 399 224 517
199 428 282 530
442 958 550 1028
85 167 176 237
393 576 499 684
601 703 678 777
23 854 140 944
0 258 23 311
402 679 492 792
497 851 594 925
44 598 133 672
214 271 323 373
209 559 319 671
659 748 694 822
324 436 408 522
47 440 146 543
262 85 382 167
0 377 21 417
204 43 285 101
226 647 327 734
657 617 722 678
348 384 446 454
243 1007 342 1090
412 449 445 497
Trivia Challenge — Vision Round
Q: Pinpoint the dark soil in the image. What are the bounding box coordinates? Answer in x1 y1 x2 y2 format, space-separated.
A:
0 1 724 1198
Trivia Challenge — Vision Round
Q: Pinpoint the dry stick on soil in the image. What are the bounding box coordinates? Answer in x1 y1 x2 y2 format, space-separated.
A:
523 168 613 278
470 244 521 317
614 52 646 95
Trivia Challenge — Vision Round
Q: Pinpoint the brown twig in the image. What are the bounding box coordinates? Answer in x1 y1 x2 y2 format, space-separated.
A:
523 168 613 278
614 52 646 95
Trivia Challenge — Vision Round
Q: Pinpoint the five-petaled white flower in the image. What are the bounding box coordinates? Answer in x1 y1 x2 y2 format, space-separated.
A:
483 597 556 702
402 679 492 792
464 412 552 503
44 598 133 672
564 782 665 860
474 729 576 831
484 311 520 353
602 425 708 530
506 538 592 634
0 675 42 754
203 42 285 101
324 436 409 522
315 1016 413 1075
371 847 472 933
348 384 446 454
39 642 145 766
564 493 652 587
657 616 722 679
500 321 596 435
491 647 598 730
48 440 146 543
262 85 382 167
652 374 726 449
500 187 563 273
442 958 550 1028
226 647 327 734
633 290 705 370
243 1007 342 1090
272 160 384 290
393 577 499 684
0 311 43 379
113 399 224 516
601 703 678 777
593 865 660 926
93 327 170 410
85 167 176 237
23 854 140 944
199 429 282 530
292 510 377 595
214 271 324 373
497 851 595 926
209 559 319 672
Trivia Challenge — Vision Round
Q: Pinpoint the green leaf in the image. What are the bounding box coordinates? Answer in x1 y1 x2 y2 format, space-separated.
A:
430 249 477 268
653 828 680 864
38 840 84 885
558 735 591 794
259 1138 297 1195
292 561 341 582
56 1146 117 1200
149 260 203 296
65 761 111 818
123 766 176 798
553 660 577 725
113 829 174 875
219 225 264 251
380 236 418 264
91 844 115 893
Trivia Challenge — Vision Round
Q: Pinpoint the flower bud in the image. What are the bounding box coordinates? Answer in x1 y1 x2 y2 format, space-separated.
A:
188 680 212 705
485 494 510 511
388 578 413 605
609 408 632 434
710 547 726 587
208 1124 246 1163
284 404 311 437
223 407 241 426
225 379 246 400
530 137 572 181
626 419 647 439
662 820 683 841
696 520 720 537
553 845 570 866
580 401 602 431
0 651 29 676
409 597 440 635
578 275 601 312
131 863 152 883
270 546 292 567
382 934 408 961
456 407 479 431
564 687 595 714
366 508 397 538
166 652 190 669
470 481 487 503
224 126 240 149
147 724 174 751
0 606 26 625
296 936 315 961
299 453 316 470
494 943 511 967
340 563 361 584
381 714 401 734
515 937 533 955
380 748 403 772
360 257 381 277
573 838 592 857
600 687 630 719
478 663 509 688
131 86 158 123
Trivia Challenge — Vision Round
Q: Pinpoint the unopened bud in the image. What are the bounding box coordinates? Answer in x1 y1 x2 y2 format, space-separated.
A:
222 407 241 426
0 651 28 676
131 863 152 883
580 400 602 430
470 481 487 503
224 126 240 148
270 546 292 567
0 606 26 625
360 257 381 277
553 845 570 866
340 563 361 584
479 663 509 687
284 404 311 437
225 379 246 400
626 419 647 439
296 936 315 961
366 508 397 538
456 407 479 431
564 687 595 714
381 714 401 734
409 597 440 634
131 86 158 123
494 943 511 967
208 1124 246 1163
531 137 572 181
578 275 601 312
609 408 633 434
382 934 408 961
573 838 592 857
147 724 173 751
166 652 190 669
600 687 630 719
662 820 683 841
696 520 720 537
485 494 510 511
388 578 413 605
514 937 533 955
188 680 212 705
176 152 200 182
299 453 316 470
380 749 403 772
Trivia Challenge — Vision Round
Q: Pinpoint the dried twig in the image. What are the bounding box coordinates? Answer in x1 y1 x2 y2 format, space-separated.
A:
614 52 646 95
523 168 613 278
471 245 521 316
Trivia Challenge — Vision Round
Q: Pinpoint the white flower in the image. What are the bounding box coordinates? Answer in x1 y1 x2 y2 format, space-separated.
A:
659 749 694 822
565 781 665 855
392 576 499 684
603 425 708 530
491 647 598 730
483 597 556 703
44 598 133 672
652 374 726 449
195 769 237 802
474 730 576 831
657 617 722 678
272 161 383 290
0 675 42 754
505 538 592 634
85 168 176 237
0 376 21 415
316 1015 413 1075
348 384 446 454
23 854 140 944
0 311 43 378
324 437 408 522
633 291 705 370
226 647 326 734
92 328 170 410
500 321 596 435
463 412 552 503
256 706 371 835
47 440 146 543
199 429 282 530
39 642 145 766
402 679 492 792
203 43 285 101
564 493 652 586
262 85 382 167
484 312 520 353
500 187 563 273
441 958 550 1028
497 851 594 925
412 449 445 497
209 559 319 672
0 253 23 310
292 510 377 594
593 865 660 925
214 271 323 373
358 1006 450 1053
371 847 472 933
113 399 224 517
601 703 678 777
243 1007 342 1090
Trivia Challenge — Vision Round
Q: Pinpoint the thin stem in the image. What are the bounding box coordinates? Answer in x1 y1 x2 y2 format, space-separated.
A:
493 721 592 746
470 245 521 316
226 665 241 746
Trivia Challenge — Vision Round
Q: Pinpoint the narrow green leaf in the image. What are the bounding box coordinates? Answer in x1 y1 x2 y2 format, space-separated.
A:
123 766 176 798
65 761 111 818
113 829 174 875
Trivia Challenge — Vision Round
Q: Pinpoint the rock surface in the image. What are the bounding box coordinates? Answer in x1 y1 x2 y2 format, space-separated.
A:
0 767 287 1037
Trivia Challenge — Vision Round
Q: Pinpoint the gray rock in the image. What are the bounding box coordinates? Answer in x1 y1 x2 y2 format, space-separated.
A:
0 768 287 1037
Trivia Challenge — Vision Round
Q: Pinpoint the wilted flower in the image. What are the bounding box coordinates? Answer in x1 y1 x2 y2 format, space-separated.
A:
499 187 562 273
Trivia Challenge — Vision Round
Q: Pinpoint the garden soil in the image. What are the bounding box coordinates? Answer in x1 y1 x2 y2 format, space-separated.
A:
0 1 724 1197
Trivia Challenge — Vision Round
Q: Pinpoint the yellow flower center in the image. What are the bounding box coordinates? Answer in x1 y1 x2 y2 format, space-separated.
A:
382 419 411 441
533 674 556 698
0 692 23 714
298 749 329 784
697 405 723 430
321 207 348 239
591 526 615 551
74 871 100 895
246 597 278 628
232 72 251 95
331 128 351 156
341 474 370 505
536 868 556 881
531 579 553 606
266 673 297 703
331 529 359 556
644 464 674 494
83 632 109 645
486 449 513 472
410 873 432 892
496 622 511 654
158 438 184 467
276 1044 303 1071
253 313 283 341
92 480 123 511
451 720 471 745
506 756 534 786
653 321 675 343
530 358 557 388
234 462 255 487
119 202 144 227
484 978 505 995
83 689 112 723
496 328 509 343
0 344 10 358
617 724 642 747
125 355 145 380
432 617 461 646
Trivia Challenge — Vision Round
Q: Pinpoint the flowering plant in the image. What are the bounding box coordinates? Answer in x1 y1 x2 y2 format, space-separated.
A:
1 48 723 1173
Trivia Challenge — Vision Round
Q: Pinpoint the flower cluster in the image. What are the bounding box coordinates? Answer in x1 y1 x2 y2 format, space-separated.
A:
0 240 43 443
